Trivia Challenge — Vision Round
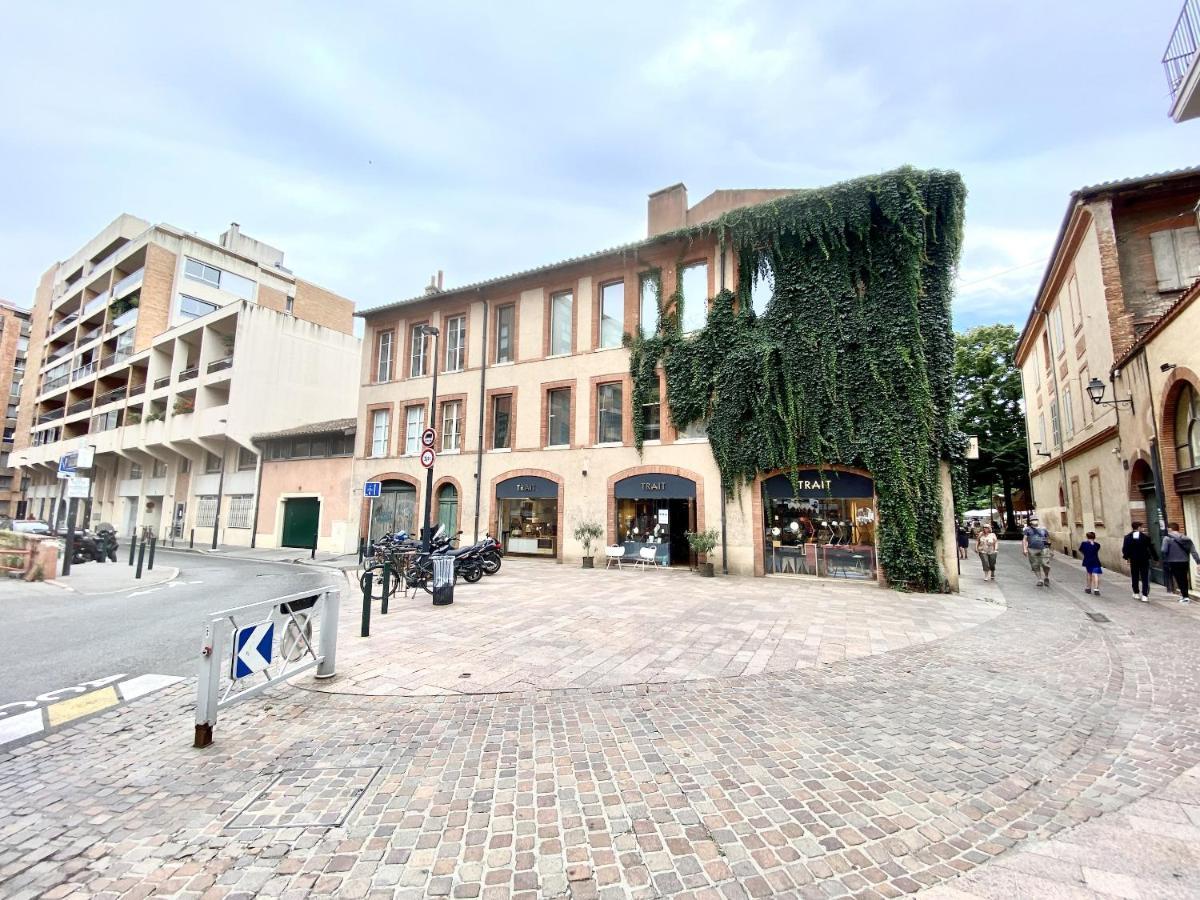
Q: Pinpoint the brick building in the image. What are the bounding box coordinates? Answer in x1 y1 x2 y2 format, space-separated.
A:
0 300 32 516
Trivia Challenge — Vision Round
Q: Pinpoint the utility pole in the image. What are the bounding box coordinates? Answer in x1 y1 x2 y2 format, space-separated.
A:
417 324 441 551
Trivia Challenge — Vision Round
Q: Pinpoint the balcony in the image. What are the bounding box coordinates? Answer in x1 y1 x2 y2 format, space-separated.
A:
109 308 138 331
179 365 200 382
153 375 171 390
95 387 127 407
45 345 72 365
42 373 69 393
206 355 234 374
66 398 92 417
83 292 109 318
113 268 143 298
129 382 146 397
37 410 64 425
71 362 97 382
1165 0 1200 121
49 313 78 337
78 325 103 345
98 348 131 371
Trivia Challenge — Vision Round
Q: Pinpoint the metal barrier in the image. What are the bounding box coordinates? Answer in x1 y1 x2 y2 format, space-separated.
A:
194 587 340 748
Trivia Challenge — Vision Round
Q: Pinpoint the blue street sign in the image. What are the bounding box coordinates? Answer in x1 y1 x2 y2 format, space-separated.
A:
57 453 77 480
231 621 274 679
364 481 381 498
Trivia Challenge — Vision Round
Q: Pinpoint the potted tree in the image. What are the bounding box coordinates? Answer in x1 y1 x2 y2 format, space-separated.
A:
686 529 720 577
573 520 603 569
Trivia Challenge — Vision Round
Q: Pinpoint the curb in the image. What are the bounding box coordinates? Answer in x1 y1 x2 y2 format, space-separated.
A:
158 545 359 572
48 565 181 596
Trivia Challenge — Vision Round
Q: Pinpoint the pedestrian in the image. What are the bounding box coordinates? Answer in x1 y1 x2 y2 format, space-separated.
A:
956 524 969 560
976 524 999 581
1022 515 1052 587
1121 521 1157 602
1079 531 1102 595
1161 522 1200 604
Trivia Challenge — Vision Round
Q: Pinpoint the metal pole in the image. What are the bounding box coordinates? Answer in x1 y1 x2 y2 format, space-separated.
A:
129 529 137 565
189 528 195 549
422 330 441 552
212 434 228 550
311 534 317 560
315 589 339 679
360 574 371 637
135 537 146 579
381 563 390 615
473 295 488 543
83 452 95 532
148 535 156 571
62 498 76 577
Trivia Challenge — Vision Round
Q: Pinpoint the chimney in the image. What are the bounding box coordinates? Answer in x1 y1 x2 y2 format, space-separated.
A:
647 183 688 237
423 275 439 296
219 222 241 249
437 269 444 291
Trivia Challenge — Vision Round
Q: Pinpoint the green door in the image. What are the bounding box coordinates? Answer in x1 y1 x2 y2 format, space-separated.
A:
281 497 320 549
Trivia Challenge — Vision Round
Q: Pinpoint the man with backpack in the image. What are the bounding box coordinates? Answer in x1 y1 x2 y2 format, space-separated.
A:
1121 521 1158 603
1022 515 1053 587
1161 523 1200 604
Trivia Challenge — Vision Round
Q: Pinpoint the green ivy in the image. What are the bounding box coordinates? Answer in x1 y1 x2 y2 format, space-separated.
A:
626 167 966 591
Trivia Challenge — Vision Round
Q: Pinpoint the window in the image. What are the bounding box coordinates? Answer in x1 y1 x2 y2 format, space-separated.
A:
1174 384 1200 470
370 409 390 458
1071 478 1083 526
152 459 167 478
1031 348 1041 389
599 281 624 349
405 405 425 455
547 388 570 447
184 258 221 287
550 292 573 356
1067 274 1082 330
680 262 708 333
441 400 463 451
1051 305 1065 355
680 419 708 441
285 295 295 315
376 330 394 383
1041 332 1051 371
642 381 660 442
1062 384 1075 438
495 305 514 364
195 496 218 528
639 273 658 335
179 294 218 320
749 262 773 316
492 394 512 450
220 271 256 300
228 496 254 529
1150 227 1200 291
596 382 623 444
436 483 458 534
237 446 257 470
442 316 465 372
205 451 222 473
1089 472 1105 527
129 462 143 480
410 324 428 377
1050 397 1061 446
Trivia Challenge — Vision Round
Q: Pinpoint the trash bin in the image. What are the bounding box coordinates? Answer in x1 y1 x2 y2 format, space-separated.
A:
432 556 454 606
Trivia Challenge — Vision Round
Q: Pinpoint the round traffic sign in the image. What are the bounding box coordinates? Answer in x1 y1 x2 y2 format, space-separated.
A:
420 428 437 449
420 447 436 468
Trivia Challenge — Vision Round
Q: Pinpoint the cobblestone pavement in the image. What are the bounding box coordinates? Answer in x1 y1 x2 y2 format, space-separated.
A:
1 544 1198 899
329 560 1004 695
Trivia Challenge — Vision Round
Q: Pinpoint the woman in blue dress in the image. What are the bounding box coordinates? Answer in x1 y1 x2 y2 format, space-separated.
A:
1079 531 1103 596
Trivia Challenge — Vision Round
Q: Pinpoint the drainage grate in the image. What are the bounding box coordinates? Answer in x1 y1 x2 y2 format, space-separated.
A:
1086 612 1111 623
228 765 380 829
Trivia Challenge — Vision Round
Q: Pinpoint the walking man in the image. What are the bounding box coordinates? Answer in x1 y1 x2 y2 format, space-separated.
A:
1161 522 1200 604
1022 515 1052 587
1121 521 1157 602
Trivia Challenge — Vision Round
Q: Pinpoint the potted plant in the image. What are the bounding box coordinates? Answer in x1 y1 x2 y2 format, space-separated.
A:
126 411 142 425
172 397 195 415
145 411 164 422
573 520 603 569
686 528 720 577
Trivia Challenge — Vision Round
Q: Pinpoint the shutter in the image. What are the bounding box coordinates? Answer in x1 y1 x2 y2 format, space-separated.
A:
1151 230 1181 291
1173 227 1200 286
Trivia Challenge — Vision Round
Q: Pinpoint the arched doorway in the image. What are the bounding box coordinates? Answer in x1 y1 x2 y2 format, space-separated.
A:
436 483 459 535
1130 459 1165 586
369 478 417 542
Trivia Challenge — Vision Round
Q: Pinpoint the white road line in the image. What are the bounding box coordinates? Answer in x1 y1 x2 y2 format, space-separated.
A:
0 710 44 745
118 674 184 701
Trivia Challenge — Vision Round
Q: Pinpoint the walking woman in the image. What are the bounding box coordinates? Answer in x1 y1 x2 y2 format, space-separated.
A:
976 524 999 582
1161 522 1200 603
1079 531 1102 596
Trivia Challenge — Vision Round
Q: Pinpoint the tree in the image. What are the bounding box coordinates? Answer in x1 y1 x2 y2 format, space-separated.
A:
954 324 1030 531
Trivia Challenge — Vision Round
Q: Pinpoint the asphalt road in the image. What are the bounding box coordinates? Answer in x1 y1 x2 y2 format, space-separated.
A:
0 551 342 706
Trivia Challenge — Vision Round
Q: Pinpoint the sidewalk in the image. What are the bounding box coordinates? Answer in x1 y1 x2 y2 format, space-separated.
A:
0 559 179 597
160 540 362 570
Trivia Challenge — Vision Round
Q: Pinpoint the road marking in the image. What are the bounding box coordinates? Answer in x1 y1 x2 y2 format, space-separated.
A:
118 673 184 700
0 710 44 744
47 686 119 727
128 581 202 597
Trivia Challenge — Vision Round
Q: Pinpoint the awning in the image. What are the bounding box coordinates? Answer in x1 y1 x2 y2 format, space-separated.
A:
614 474 696 500
763 470 874 500
496 476 558 500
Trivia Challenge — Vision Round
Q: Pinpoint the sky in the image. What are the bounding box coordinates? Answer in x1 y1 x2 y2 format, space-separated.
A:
0 1 1195 334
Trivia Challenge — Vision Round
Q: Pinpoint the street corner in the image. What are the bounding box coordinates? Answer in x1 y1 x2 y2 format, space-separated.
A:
0 672 185 752
49 564 181 596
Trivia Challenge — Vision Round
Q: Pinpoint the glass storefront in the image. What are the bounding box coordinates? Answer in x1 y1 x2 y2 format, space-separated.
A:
496 476 558 557
614 474 696 566
762 470 877 579
369 479 417 542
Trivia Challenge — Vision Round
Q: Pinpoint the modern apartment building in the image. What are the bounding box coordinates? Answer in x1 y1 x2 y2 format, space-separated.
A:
11 216 360 547
0 300 32 515
1163 0 1200 122
354 183 923 580
1016 166 1200 579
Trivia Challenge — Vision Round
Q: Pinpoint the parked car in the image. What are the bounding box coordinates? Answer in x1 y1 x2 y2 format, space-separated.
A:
13 520 51 535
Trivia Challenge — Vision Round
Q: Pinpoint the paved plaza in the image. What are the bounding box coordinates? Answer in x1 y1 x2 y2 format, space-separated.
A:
1 545 1199 898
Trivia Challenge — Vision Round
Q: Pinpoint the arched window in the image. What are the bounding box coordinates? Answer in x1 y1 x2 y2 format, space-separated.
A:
369 480 416 542
1174 384 1200 471
436 483 458 534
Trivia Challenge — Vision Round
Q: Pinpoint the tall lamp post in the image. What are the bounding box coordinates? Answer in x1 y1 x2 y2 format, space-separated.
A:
211 419 229 550
417 324 440 551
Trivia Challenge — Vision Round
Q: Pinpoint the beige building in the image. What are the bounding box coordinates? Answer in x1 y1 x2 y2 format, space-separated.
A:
0 300 32 516
11 216 360 545
1016 166 1200 580
354 184 946 582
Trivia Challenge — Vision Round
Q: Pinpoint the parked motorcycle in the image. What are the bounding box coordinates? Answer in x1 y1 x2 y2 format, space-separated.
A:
95 524 119 562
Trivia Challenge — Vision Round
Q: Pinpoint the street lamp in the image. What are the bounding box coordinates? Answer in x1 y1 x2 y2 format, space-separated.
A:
1086 377 1134 412
417 324 440 552
212 418 228 550
1033 441 1052 458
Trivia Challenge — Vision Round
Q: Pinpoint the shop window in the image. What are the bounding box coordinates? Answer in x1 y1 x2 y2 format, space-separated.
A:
547 388 571 447
444 316 465 372
497 477 558 557
761 472 877 579
237 446 257 470
441 400 463 451
642 382 661 442
1150 227 1200 291
228 495 253 529
495 305 514 364
639 273 658 335
405 405 425 456
370 409 390 458
436 483 458 534
492 394 512 450
596 383 623 444
376 330 394 383
409 323 428 377
550 292 573 356
680 262 708 333
599 281 624 349
1174 384 1200 470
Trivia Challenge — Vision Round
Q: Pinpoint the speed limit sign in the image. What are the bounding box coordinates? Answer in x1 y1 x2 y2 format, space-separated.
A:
420 447 436 468
420 428 436 449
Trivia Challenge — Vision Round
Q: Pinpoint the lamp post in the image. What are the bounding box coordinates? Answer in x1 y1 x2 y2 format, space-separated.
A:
417 324 440 551
211 419 228 550
1086 377 1134 412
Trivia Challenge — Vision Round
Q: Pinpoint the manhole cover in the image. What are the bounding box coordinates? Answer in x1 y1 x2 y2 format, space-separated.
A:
228 766 380 829
1086 612 1111 623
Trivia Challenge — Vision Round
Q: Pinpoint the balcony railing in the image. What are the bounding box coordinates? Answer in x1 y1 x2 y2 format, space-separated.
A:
37 410 64 425
42 374 69 393
206 355 234 374
113 268 143 298
153 375 171 390
109 308 138 331
179 365 200 382
50 313 79 336
46 345 72 364
78 325 102 345
71 362 97 382
1164 0 1200 100
83 292 109 318
128 382 146 397
95 387 127 407
66 398 92 417
98 348 131 371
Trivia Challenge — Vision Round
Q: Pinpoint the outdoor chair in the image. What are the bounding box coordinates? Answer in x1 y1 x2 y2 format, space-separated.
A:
636 546 661 570
604 545 626 569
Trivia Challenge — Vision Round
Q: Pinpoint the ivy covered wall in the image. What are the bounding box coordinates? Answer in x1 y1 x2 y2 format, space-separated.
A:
627 167 966 590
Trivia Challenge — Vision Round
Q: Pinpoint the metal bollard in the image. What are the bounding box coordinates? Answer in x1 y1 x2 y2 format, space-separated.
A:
148 536 156 571
360 571 371 637
311 535 317 560
128 534 137 566
135 538 146 579
189 529 195 549
357 537 366 566
381 563 390 615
